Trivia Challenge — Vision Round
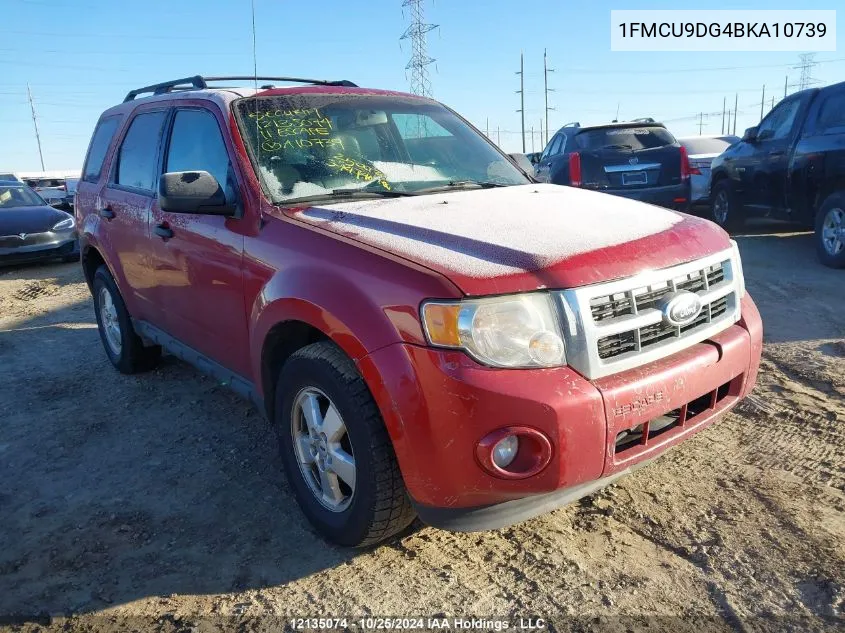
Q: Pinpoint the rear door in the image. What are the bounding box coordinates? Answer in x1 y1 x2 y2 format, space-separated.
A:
789 86 845 222
743 97 803 211
148 105 249 377
99 108 169 321
572 125 682 191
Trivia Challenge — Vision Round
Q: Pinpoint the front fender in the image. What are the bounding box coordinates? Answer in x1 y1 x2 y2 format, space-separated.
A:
249 265 407 394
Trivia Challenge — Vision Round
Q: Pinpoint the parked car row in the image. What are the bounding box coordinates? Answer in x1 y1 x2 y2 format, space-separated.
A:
533 119 692 211
0 180 79 266
709 80 845 268
71 74 761 547
521 80 844 268
0 171 80 211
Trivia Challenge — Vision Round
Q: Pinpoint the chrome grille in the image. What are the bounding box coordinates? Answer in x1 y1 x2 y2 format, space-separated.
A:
590 262 725 322
556 248 742 380
597 295 729 360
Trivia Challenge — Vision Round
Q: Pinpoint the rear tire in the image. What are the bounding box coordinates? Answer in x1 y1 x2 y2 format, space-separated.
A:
275 341 415 547
710 180 744 232
815 192 845 269
92 266 161 373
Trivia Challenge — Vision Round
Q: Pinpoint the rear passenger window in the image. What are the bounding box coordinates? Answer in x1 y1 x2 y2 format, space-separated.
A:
115 111 167 191
816 91 845 135
82 117 120 183
165 110 231 190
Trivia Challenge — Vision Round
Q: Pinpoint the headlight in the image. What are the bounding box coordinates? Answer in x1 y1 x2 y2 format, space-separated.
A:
52 216 75 231
421 293 566 368
729 239 746 298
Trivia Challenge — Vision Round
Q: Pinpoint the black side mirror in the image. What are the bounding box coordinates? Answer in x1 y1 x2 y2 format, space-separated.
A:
742 126 758 143
159 171 236 216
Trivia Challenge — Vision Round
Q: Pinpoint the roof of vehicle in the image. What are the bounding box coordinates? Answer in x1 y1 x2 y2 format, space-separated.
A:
0 180 23 186
556 120 668 135
99 76 433 120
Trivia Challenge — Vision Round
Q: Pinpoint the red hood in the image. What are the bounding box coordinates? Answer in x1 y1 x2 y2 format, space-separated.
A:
288 184 731 295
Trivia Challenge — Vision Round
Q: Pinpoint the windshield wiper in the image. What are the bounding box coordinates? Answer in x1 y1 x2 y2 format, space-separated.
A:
415 180 510 194
280 188 416 206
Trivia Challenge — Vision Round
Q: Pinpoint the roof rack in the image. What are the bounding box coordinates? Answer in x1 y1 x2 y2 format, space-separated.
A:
629 117 656 123
562 121 581 128
123 75 358 102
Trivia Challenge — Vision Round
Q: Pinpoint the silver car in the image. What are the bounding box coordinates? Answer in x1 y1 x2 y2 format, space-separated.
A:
678 135 740 204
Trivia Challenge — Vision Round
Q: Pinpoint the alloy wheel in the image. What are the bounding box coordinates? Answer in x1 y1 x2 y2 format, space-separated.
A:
821 207 845 256
98 286 122 356
290 387 356 512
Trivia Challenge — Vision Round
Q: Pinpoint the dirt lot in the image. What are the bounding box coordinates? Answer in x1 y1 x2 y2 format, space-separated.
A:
1 224 843 633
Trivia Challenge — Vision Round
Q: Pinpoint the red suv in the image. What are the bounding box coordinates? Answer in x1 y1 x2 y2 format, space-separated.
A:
76 75 763 546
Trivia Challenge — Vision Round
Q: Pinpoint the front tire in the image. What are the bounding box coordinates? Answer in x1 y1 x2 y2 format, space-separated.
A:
275 341 415 547
92 266 161 373
815 192 845 269
710 180 744 232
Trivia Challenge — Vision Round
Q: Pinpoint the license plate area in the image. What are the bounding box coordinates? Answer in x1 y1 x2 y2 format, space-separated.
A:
622 171 648 185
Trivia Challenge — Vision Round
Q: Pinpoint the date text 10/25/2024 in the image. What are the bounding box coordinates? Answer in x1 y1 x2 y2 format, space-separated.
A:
288 617 548 631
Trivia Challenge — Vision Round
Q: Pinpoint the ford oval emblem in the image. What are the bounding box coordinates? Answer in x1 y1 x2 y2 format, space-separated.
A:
660 291 703 327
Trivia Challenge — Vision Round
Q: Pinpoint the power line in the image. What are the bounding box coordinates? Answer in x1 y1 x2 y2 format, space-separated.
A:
557 57 845 75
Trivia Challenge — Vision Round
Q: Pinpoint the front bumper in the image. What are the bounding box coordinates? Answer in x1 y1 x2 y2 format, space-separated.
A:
358 294 762 531
0 235 78 266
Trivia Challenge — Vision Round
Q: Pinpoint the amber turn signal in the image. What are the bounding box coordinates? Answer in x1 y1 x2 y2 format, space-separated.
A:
421 302 462 347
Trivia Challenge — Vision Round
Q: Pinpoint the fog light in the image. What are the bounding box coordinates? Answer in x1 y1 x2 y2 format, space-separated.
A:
492 435 519 468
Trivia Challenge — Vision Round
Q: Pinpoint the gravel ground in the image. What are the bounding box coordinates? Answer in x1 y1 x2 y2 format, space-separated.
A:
0 224 843 633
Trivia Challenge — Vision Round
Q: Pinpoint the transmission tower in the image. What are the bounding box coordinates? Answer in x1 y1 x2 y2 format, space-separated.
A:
400 0 438 98
794 53 819 91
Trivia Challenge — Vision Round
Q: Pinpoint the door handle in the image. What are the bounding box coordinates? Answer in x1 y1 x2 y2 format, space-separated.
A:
154 224 174 239
769 150 785 157
98 207 115 220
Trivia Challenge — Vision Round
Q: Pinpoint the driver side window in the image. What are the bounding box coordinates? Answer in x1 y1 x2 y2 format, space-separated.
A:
757 100 801 141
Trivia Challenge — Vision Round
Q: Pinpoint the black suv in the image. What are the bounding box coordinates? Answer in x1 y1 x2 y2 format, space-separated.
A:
710 80 845 268
535 119 690 211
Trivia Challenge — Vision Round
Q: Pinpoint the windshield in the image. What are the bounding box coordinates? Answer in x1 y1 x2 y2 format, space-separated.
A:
680 136 740 155
234 94 529 204
0 185 46 208
575 126 676 151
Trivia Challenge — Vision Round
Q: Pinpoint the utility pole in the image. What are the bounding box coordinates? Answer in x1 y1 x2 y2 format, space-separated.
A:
698 112 703 135
543 49 554 146
721 97 726 134
516 52 525 153
531 126 535 152
771 96 775 111
726 109 731 137
760 84 766 121
486 118 489 139
497 126 500 147
539 119 544 150
733 93 738 135
784 75 788 98
27 84 45 171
